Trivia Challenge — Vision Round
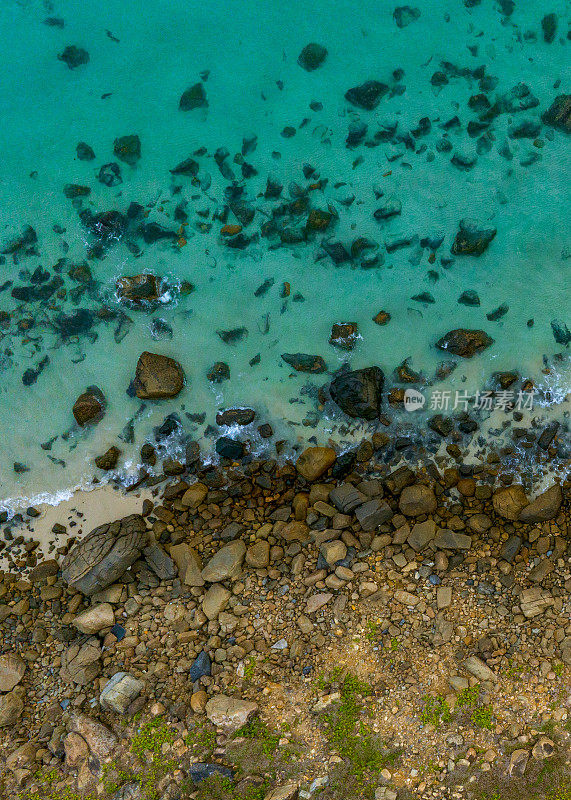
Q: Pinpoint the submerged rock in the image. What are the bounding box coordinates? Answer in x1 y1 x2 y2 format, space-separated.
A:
54 309 94 337
73 386 106 426
113 135 141 166
281 353 326 373
551 320 571 346
98 162 122 187
345 80 388 110
541 95 571 133
436 329 494 358
215 436 245 460
393 6 421 27
179 83 208 111
132 352 185 399
58 45 89 69
207 361 230 382
1 225 37 255
298 43 327 71
329 367 384 419
451 219 497 255
76 141 95 161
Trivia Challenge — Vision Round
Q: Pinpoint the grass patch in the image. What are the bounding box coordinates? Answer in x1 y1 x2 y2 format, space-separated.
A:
317 673 402 799
420 694 452 727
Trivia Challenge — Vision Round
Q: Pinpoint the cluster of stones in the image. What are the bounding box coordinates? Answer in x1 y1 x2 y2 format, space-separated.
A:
0 443 569 797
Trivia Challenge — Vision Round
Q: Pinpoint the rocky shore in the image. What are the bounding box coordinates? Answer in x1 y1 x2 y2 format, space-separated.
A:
1 445 569 799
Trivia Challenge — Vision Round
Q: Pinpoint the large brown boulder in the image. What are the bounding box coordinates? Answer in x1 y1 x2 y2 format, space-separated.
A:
493 485 528 521
296 447 336 481
61 514 147 595
132 351 185 399
436 329 494 358
0 653 26 692
73 386 106 426
399 484 437 516
519 484 563 523
116 274 161 304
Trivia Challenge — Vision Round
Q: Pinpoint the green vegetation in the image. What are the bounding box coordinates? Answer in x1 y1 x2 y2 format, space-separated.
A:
318 673 401 798
234 717 280 758
420 694 452 726
455 685 494 730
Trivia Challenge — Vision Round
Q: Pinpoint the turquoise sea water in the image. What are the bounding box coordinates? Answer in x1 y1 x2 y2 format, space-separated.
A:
0 0 569 510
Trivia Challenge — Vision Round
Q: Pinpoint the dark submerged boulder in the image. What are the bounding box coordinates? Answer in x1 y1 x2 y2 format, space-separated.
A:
329 367 384 419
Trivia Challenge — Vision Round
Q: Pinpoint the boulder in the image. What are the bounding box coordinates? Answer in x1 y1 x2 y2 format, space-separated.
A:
64 733 89 767
69 713 117 759
492 485 528 521
132 351 185 399
399 484 437 516
116 274 161 305
60 639 102 685
519 484 562 523
73 603 114 634
246 540 270 568
215 436 245 459
143 543 177 580
393 5 421 27
407 519 437 552
169 543 204 586
94 446 121 470
436 329 494 358
464 656 497 683
298 43 327 71
541 95 571 133
73 386 106 426
320 540 347 567
113 135 141 166
345 80 388 110
202 585 231 619
0 653 26 692
296 447 336 481
179 83 208 111
205 694 258 733
201 541 246 582
281 353 326 373
100 672 144 714
329 322 359 351
264 784 299 800
451 219 497 255
181 482 208 509
0 688 24 728
61 514 147 595
58 45 89 69
329 366 384 419
216 408 256 426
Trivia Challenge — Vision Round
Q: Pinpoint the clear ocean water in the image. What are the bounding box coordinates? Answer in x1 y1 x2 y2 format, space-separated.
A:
0 0 569 510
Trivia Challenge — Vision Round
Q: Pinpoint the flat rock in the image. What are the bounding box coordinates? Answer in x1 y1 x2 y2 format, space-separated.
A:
0 653 26 693
205 694 258 733
451 219 497 255
464 656 497 682
281 353 326 373
201 540 246 582
355 498 393 530
541 94 571 133
202 584 231 619
170 543 204 586
408 519 437 551
519 484 562 523
100 672 144 714
62 514 147 595
73 603 114 634
520 587 554 618
181 482 208 509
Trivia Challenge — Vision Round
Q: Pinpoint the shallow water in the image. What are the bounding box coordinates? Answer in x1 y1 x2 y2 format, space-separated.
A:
0 0 569 510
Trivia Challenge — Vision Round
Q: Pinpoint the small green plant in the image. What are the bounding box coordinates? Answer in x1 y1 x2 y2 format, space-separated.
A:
553 662 564 678
420 694 452 726
243 656 256 679
456 685 480 709
130 716 177 799
471 705 494 730
234 717 280 758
